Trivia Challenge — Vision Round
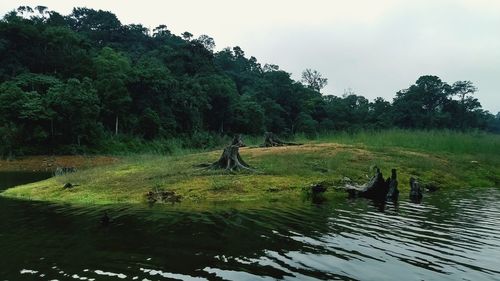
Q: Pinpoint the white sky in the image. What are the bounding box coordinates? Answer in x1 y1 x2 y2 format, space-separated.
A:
1 0 499 113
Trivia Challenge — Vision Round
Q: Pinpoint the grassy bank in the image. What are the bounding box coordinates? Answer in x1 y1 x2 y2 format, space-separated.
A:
2 130 499 205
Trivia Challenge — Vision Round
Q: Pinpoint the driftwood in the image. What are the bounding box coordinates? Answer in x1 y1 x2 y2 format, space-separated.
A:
231 134 245 147
261 132 300 147
206 145 254 172
342 167 391 201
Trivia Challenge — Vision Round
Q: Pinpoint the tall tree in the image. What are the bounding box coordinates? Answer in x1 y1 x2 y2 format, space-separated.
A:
196 34 215 52
392 75 452 128
301 68 328 92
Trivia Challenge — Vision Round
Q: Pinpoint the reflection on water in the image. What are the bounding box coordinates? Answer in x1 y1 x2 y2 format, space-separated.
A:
0 173 499 280
0 171 52 191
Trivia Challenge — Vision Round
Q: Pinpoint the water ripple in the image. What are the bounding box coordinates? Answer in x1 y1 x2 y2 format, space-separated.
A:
2 187 500 280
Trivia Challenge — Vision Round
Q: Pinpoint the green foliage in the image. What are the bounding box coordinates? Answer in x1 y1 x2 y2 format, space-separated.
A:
47 78 101 146
0 6 497 156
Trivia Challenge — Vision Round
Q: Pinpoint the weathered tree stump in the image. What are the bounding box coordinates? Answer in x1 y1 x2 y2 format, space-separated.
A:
208 145 253 171
261 132 300 147
231 134 245 147
385 169 399 201
343 167 389 200
409 177 423 203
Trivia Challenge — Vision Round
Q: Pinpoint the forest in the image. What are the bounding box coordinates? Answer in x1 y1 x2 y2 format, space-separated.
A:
1 6 499 156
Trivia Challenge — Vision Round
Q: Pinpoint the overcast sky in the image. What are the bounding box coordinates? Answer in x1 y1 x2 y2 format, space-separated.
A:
1 0 499 113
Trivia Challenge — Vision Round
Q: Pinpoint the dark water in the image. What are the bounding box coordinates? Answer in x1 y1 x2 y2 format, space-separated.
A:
0 171 52 191
1 173 499 281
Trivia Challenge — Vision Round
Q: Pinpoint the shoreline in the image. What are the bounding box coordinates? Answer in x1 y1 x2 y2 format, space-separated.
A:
0 155 119 172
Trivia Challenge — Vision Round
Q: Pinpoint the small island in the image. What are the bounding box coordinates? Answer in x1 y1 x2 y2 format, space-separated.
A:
3 131 498 206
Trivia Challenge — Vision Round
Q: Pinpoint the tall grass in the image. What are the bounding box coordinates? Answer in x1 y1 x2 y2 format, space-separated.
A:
97 129 499 158
298 129 500 155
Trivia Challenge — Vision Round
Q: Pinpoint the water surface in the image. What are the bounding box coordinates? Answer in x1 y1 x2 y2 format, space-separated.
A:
0 173 499 280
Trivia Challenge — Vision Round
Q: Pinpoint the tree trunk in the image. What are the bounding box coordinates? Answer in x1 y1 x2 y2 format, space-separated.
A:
386 169 399 201
208 145 253 171
115 115 119 135
231 134 245 147
50 119 54 137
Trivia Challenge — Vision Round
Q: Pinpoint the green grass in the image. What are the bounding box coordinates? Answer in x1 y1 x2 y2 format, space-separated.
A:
2 130 499 206
308 129 498 155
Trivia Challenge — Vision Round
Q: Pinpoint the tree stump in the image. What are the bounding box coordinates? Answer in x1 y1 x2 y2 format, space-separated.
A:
343 167 389 200
231 134 245 147
409 177 423 203
261 132 300 147
208 145 253 171
385 169 399 201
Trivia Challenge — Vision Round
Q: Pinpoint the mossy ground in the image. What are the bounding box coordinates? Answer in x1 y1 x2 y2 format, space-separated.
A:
2 130 499 205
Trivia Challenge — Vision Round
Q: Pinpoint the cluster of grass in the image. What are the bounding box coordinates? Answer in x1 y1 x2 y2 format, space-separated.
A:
2 130 499 205
308 129 498 155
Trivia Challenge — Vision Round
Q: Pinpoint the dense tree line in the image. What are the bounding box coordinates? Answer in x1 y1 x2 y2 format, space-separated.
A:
0 6 498 156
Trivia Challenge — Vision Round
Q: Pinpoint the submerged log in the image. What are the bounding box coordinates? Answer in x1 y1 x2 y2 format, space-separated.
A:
261 132 300 147
343 167 389 200
207 145 254 172
385 169 399 201
231 134 245 147
409 177 423 203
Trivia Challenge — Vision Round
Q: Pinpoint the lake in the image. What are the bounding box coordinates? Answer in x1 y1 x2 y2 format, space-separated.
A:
0 172 499 280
